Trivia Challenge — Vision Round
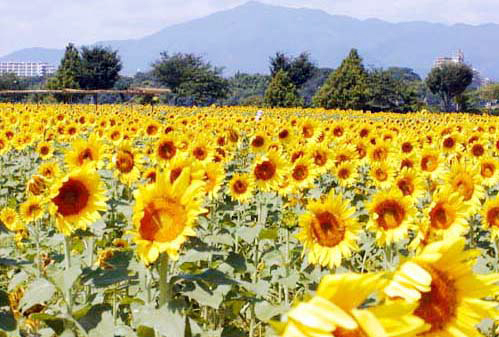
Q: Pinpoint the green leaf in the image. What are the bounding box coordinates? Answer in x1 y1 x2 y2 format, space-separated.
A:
77 303 112 332
31 313 66 335
133 304 184 337
0 290 9 307
176 269 238 285
51 264 81 298
183 284 230 309
259 228 278 241
137 326 155 337
255 301 288 322
0 309 16 331
88 312 115 337
19 278 56 312
238 225 261 244
8 270 28 291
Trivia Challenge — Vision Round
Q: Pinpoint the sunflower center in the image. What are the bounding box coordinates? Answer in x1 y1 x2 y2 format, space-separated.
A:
397 178 414 196
481 163 495 178
401 159 414 170
401 142 413 153
157 141 176 160
254 161 276 181
292 165 308 181
278 129 289 139
252 136 265 148
471 144 484 157
453 176 474 201
443 137 455 149
429 202 455 229
334 327 368 337
374 168 388 181
333 127 343 137
170 167 183 184
414 267 457 334
486 207 499 228
303 125 314 138
116 150 134 173
52 178 90 217
291 151 304 163
311 211 345 247
314 152 327 166
78 148 93 165
40 145 50 156
421 155 438 172
27 204 41 217
372 147 387 161
338 168 350 179
374 200 406 230
359 129 369 137
233 180 248 194
356 146 367 159
193 147 207 160
139 198 187 243
146 125 158 135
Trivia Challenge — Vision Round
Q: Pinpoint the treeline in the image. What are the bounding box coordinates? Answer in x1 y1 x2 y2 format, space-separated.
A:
0 43 498 113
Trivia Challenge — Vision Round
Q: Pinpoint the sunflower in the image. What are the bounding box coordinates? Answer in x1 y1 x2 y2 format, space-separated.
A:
478 156 499 186
368 142 391 163
444 159 484 213
309 143 334 174
19 196 45 224
65 134 105 170
369 161 394 189
0 207 23 232
111 141 143 186
296 190 361 269
36 141 54 160
154 136 177 164
385 237 499 336
129 168 206 264
333 143 358 166
228 173 254 203
394 168 425 201
37 161 61 180
334 161 359 188
367 189 415 245
202 162 225 199
419 147 445 179
0 135 9 155
142 168 158 184
252 149 289 192
482 197 499 240
283 273 427 337
249 133 269 153
49 167 108 235
288 157 317 193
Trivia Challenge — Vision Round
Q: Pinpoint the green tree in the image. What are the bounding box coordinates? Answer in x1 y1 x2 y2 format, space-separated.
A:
79 46 122 90
0 73 25 102
425 62 473 112
366 68 420 112
480 83 499 101
224 72 270 105
313 49 369 110
263 70 302 107
46 43 82 102
269 52 316 88
152 52 228 105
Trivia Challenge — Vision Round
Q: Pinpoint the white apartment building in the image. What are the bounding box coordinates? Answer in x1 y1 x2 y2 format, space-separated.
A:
0 61 56 77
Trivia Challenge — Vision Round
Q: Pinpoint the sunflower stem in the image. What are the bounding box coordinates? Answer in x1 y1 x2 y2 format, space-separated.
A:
34 220 41 278
63 235 73 311
158 252 170 307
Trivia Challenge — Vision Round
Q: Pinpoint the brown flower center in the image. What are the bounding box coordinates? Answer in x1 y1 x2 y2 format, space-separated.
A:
233 180 248 194
146 125 158 136
414 267 457 334
481 162 495 178
397 178 414 196
302 125 314 138
442 137 455 149
254 161 276 181
471 144 484 157
401 142 413 153
374 200 406 230
40 145 50 156
139 198 186 242
292 165 308 181
334 327 369 337
314 151 327 166
429 202 455 229
252 136 265 148
279 129 289 139
116 150 134 173
421 155 438 172
78 148 94 165
374 168 388 181
157 141 176 160
452 176 474 201
487 207 499 228
193 147 207 160
311 211 345 247
52 178 90 217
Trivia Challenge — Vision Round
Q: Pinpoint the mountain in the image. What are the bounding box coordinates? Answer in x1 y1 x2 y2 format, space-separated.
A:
1 1 498 79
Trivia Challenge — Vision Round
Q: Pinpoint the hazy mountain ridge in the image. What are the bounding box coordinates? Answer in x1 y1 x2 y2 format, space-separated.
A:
1 1 498 79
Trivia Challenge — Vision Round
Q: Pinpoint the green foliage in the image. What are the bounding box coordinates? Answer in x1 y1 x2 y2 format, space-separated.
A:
152 52 229 106
47 43 82 102
224 72 270 106
366 68 421 113
299 68 333 107
269 52 316 88
313 49 369 110
480 83 499 101
79 46 123 90
385 67 421 82
425 62 473 112
263 70 302 107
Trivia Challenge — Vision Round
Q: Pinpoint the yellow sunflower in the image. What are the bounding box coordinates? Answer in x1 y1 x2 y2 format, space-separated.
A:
252 149 289 192
334 161 359 188
478 156 499 186
296 190 361 269
444 159 484 213
129 168 206 264
36 141 54 160
394 167 425 201
37 161 61 180
49 167 108 235
19 196 45 224
367 188 415 245
288 157 317 193
202 162 225 200
482 197 499 240
228 173 254 203
111 141 143 186
65 134 105 170
385 237 499 336
0 207 23 232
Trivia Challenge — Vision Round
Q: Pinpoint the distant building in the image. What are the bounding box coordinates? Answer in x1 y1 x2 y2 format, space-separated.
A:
433 50 491 88
0 62 56 77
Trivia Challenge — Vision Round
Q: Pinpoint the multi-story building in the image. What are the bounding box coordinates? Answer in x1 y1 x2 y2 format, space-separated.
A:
0 62 56 77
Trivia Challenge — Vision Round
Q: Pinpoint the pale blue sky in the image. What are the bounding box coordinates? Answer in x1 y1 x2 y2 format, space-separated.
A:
1 0 498 56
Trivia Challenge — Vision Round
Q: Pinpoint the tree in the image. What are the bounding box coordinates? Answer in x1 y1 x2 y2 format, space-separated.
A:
224 72 270 105
269 52 316 88
47 43 82 102
152 52 229 105
0 73 25 102
313 49 369 110
480 83 499 101
263 70 302 107
386 67 421 82
79 46 122 90
366 68 420 112
425 62 473 112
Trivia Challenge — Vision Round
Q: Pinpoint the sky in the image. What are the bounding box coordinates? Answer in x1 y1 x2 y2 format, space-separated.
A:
1 0 499 57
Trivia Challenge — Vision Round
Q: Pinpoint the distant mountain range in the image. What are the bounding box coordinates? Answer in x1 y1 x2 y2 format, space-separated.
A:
1 1 498 79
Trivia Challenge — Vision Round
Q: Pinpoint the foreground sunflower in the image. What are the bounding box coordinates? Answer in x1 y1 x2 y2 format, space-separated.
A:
49 167 108 235
228 173 254 203
385 237 499 336
0 207 23 232
283 273 427 337
252 149 289 192
130 168 206 264
296 190 361 268
65 134 105 170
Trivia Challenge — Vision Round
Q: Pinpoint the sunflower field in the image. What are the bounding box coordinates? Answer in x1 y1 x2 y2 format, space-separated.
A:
1 103 499 337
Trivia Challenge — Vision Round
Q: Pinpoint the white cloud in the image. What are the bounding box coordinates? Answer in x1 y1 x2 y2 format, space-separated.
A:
1 0 498 57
